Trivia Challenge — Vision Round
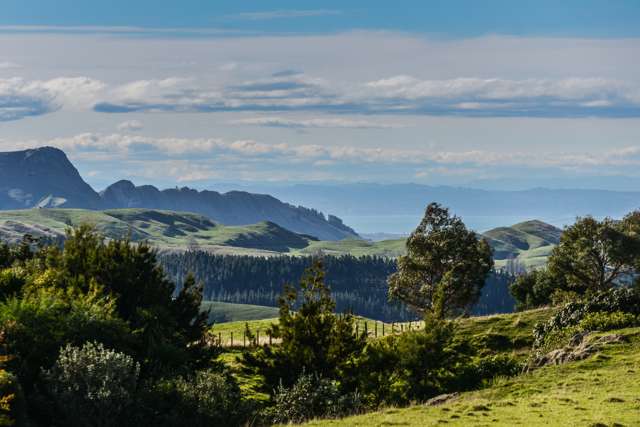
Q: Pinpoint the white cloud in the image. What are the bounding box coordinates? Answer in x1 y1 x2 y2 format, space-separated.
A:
117 120 144 132
0 76 105 121
92 74 640 118
231 116 401 129
6 132 640 172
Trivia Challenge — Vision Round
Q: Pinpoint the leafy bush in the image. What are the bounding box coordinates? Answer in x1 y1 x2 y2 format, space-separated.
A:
263 374 363 424
533 287 640 349
579 311 637 332
0 286 130 390
137 370 245 427
474 354 522 380
352 316 479 406
0 369 26 427
42 342 140 427
0 269 25 302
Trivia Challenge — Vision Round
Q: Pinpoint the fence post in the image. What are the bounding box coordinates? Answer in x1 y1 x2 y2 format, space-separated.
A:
256 330 260 347
391 322 394 334
382 323 385 336
231 332 234 347
374 322 378 338
364 321 368 338
269 330 272 346
218 332 222 346
243 331 246 347
356 322 359 335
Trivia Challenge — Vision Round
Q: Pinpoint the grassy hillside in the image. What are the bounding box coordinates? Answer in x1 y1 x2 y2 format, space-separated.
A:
303 325 640 426
212 308 554 350
294 237 406 257
0 209 562 268
0 208 313 253
202 301 279 324
483 220 562 270
294 219 561 269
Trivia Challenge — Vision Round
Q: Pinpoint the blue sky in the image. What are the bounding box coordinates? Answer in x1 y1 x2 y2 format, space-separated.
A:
3 0 640 38
1 1 640 190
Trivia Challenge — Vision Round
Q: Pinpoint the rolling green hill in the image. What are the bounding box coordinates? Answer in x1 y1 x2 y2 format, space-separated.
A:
483 220 561 270
0 208 314 253
0 210 562 268
294 219 561 269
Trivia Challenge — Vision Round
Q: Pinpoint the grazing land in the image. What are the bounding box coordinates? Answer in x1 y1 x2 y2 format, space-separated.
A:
302 324 640 427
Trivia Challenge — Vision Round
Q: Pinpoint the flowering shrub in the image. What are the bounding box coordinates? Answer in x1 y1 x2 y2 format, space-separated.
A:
42 342 140 427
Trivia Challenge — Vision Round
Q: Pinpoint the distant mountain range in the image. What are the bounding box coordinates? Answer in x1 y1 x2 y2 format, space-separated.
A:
0 147 357 241
216 182 640 232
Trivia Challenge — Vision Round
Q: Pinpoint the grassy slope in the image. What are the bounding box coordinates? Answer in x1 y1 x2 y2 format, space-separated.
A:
0 209 561 268
484 220 562 270
295 220 561 269
305 327 640 426
215 309 559 413
201 301 279 324
0 208 311 253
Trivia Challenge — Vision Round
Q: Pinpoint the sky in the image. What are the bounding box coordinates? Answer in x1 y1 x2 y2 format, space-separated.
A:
1 1 640 191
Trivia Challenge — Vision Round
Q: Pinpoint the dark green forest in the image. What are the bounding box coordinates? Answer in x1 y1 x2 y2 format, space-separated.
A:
160 253 516 322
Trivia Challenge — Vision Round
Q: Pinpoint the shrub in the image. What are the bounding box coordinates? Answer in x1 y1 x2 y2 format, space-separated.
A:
353 316 478 406
578 311 637 332
263 374 363 424
242 262 366 391
474 354 522 380
0 286 130 390
137 370 245 427
533 287 640 349
42 342 140 427
0 369 26 426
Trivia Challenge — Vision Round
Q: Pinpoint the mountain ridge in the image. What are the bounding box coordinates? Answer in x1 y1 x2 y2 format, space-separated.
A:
0 147 357 240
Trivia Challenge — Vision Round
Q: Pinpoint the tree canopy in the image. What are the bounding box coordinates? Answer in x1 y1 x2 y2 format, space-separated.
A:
388 203 493 318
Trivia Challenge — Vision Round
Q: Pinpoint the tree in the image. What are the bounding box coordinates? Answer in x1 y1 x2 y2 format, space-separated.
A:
242 260 366 391
548 216 640 294
509 268 562 310
388 203 493 318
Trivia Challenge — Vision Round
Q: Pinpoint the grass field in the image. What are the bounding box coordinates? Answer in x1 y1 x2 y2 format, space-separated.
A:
201 301 279 324
210 316 425 347
303 326 640 426
211 308 555 352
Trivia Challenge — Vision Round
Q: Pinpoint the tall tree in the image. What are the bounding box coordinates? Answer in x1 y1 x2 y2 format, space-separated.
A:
548 216 640 293
388 203 493 318
242 260 366 390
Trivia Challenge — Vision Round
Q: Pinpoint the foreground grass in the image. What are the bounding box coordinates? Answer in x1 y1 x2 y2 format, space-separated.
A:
304 327 640 426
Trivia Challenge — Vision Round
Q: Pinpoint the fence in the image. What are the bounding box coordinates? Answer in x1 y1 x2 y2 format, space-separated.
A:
210 319 426 348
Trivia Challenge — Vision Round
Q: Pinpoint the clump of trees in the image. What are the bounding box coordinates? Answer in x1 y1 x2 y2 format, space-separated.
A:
0 226 243 427
510 213 640 310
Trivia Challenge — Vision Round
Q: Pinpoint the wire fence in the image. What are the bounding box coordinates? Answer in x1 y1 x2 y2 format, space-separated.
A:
210 319 426 348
